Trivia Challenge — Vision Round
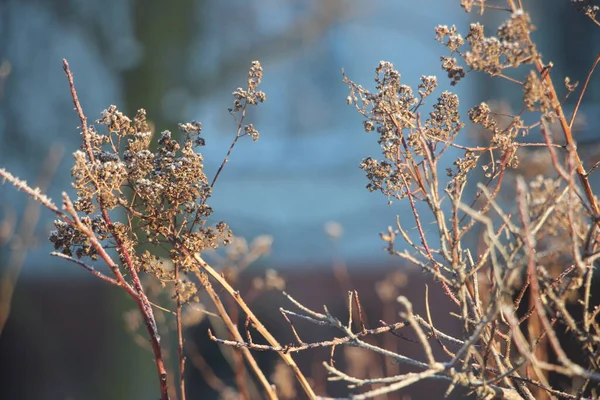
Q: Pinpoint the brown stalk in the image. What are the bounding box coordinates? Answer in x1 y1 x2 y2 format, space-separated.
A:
193 253 316 399
495 6 600 226
63 59 170 400
196 270 278 400
174 264 186 400
228 297 252 400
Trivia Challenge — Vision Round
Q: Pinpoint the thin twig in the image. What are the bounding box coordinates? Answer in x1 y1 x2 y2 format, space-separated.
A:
197 271 278 400
569 52 600 129
174 264 186 400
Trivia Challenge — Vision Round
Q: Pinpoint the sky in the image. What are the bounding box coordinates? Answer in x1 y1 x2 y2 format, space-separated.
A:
0 0 477 274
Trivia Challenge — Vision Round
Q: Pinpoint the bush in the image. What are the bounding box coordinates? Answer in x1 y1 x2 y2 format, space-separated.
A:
2 1 600 399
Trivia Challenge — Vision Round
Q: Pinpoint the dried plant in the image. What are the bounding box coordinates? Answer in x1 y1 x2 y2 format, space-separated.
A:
2 1 600 399
212 2 600 398
1 59 282 400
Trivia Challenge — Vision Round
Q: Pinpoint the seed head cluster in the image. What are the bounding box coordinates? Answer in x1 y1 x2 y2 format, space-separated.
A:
572 0 600 24
437 10 537 84
50 62 266 285
345 60 472 201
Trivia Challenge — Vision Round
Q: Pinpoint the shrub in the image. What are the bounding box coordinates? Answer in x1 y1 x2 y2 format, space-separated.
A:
2 1 600 399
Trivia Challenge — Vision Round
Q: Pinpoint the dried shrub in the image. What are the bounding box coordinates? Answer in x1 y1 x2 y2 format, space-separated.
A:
2 1 600 399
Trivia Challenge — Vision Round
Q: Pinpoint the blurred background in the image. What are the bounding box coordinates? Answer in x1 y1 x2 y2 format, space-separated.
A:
0 0 598 399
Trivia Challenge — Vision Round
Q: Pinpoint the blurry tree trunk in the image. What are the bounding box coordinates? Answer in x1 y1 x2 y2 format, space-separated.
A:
123 0 198 131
